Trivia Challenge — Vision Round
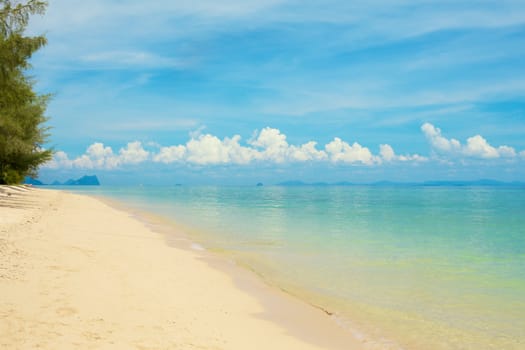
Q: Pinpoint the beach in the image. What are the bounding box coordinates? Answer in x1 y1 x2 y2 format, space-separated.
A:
0 186 363 350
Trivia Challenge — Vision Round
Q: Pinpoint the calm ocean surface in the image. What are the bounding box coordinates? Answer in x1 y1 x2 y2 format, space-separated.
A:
67 185 525 349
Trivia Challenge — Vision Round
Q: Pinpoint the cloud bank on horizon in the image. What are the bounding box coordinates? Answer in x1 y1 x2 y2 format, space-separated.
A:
44 123 524 170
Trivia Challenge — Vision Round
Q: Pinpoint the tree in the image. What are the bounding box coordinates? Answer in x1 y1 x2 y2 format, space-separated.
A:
0 0 51 184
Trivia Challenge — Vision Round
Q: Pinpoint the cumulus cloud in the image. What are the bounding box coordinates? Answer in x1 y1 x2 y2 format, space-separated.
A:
45 142 149 170
288 141 327 162
155 128 327 165
44 151 72 169
463 135 499 158
153 145 186 164
249 127 289 163
45 128 377 169
421 123 461 154
118 141 150 164
421 123 517 159
497 145 517 158
69 142 118 169
325 138 377 165
379 144 427 163
185 134 257 165
379 144 395 162
249 127 327 163
45 124 518 171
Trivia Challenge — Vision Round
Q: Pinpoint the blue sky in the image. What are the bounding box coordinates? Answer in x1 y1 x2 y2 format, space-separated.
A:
27 0 525 185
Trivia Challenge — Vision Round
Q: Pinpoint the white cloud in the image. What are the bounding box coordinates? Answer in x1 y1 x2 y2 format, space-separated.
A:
185 134 257 165
397 154 428 162
185 134 228 165
118 141 150 164
380 144 427 163
45 128 373 169
464 135 499 159
72 143 118 169
250 127 289 163
44 141 149 170
288 141 327 162
249 127 327 163
325 138 377 165
495 145 517 158
421 123 461 154
421 123 517 160
222 135 260 164
44 151 72 169
181 128 327 165
379 144 395 162
46 124 520 171
153 145 186 164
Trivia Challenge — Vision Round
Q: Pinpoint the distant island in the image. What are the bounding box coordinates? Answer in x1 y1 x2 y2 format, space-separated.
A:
24 175 100 186
275 180 525 187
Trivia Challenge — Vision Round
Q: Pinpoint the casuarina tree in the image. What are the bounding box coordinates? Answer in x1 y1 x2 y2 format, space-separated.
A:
0 0 51 184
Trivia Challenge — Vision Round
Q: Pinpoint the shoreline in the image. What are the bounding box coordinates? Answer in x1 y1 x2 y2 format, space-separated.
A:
90 191 397 349
91 193 373 340
90 191 371 349
1 187 365 349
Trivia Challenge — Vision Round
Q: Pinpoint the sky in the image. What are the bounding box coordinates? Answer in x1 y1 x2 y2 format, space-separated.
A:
26 0 525 185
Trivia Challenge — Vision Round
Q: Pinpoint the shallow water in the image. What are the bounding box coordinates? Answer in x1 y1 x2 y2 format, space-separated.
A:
66 185 525 349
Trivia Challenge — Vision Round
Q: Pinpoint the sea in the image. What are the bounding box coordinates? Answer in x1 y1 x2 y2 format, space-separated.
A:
64 185 525 349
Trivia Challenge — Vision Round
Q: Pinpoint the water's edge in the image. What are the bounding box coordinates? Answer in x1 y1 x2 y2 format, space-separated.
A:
87 191 376 349
57 186 525 350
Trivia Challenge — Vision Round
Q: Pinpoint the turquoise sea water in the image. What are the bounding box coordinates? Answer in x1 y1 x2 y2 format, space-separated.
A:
67 185 525 349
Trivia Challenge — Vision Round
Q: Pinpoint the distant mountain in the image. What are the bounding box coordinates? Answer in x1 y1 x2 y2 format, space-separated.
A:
371 181 401 186
276 180 338 186
422 179 515 187
275 179 525 187
333 181 355 186
59 175 100 186
23 177 44 185
23 175 100 186
276 180 308 186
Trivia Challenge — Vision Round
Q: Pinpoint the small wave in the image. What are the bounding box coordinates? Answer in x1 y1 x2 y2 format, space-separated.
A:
190 243 206 251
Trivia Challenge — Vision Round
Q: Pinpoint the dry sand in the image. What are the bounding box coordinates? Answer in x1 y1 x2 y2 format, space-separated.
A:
0 186 365 349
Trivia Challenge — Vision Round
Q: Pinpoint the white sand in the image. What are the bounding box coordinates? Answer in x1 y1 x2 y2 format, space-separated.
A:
0 187 364 349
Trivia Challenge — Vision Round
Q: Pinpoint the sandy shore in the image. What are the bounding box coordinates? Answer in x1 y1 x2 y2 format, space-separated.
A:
0 186 364 349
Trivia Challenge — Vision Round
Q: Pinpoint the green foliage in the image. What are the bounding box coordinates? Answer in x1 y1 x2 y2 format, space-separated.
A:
0 1 52 184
